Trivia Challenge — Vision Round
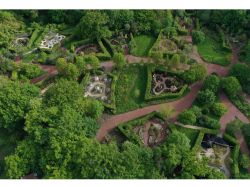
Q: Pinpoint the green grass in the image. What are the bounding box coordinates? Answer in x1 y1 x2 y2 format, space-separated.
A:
175 126 200 147
197 35 232 66
131 35 155 57
239 41 250 65
115 64 147 113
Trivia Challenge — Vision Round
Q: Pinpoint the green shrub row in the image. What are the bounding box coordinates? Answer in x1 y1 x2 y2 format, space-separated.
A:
103 72 117 113
230 96 250 119
231 144 240 178
34 25 50 48
177 26 188 36
80 72 91 88
27 28 41 49
223 133 240 178
70 38 92 52
148 30 163 57
192 131 205 152
102 38 116 57
96 39 111 61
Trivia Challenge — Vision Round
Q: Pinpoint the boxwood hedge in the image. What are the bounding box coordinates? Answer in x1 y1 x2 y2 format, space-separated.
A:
144 65 188 101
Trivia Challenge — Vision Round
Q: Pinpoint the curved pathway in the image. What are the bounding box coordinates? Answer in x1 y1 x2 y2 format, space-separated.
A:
96 82 203 141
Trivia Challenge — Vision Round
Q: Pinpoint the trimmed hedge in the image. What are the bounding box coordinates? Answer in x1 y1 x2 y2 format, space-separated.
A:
102 38 116 57
103 72 118 113
96 39 112 61
192 131 205 152
223 133 240 178
148 30 163 57
70 38 92 52
35 25 50 48
27 28 41 48
144 65 188 101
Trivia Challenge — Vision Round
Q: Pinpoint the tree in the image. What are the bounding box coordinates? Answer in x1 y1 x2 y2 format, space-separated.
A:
15 63 44 80
178 110 197 125
211 102 228 117
190 106 202 118
221 76 242 98
203 74 220 93
182 64 207 83
56 58 79 80
56 58 67 74
0 81 39 129
64 63 80 80
163 27 177 39
106 10 134 31
78 11 111 40
44 79 82 108
159 105 175 121
193 64 207 81
75 56 87 74
4 139 39 179
192 30 205 44
229 63 250 93
113 52 126 69
197 89 216 106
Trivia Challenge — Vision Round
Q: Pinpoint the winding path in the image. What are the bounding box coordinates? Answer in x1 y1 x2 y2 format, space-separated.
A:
96 40 250 169
96 82 203 141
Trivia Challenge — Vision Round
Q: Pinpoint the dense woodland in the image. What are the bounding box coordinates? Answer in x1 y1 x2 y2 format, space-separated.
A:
0 10 250 179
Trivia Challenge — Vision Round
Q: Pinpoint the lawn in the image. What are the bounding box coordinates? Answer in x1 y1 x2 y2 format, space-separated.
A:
115 64 147 113
239 41 250 65
131 35 155 57
197 35 232 66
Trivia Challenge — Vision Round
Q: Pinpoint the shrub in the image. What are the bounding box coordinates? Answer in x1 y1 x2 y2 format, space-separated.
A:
203 74 220 93
150 51 163 64
190 106 202 118
159 105 175 120
197 89 216 106
221 76 242 98
211 102 228 117
229 63 250 94
18 63 44 79
182 64 207 84
178 110 197 125
163 27 177 39
192 30 205 44
113 52 126 69
197 115 220 129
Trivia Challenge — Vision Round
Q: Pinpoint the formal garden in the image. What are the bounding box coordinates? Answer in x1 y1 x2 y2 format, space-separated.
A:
0 10 250 179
